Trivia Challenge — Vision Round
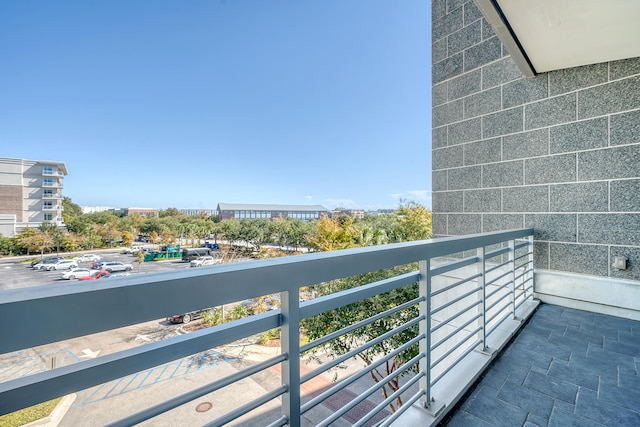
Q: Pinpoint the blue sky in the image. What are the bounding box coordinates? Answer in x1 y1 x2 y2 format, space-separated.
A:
0 0 431 211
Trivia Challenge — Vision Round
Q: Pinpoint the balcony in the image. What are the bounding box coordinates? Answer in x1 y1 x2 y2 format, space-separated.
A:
42 192 63 199
42 181 63 189
1 229 547 425
42 169 64 177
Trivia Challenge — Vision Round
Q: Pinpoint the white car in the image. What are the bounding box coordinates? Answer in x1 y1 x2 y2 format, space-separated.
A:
43 259 78 271
62 268 97 280
123 246 145 254
189 256 220 268
99 261 133 273
74 254 102 263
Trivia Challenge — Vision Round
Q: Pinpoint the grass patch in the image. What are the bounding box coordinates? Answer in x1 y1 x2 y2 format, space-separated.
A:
0 397 62 427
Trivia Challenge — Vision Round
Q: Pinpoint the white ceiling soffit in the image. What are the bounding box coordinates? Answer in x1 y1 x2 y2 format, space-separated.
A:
475 0 640 76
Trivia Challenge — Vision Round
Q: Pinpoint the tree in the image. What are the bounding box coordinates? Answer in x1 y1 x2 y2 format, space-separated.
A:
394 201 432 241
301 201 432 412
307 215 360 251
17 228 53 257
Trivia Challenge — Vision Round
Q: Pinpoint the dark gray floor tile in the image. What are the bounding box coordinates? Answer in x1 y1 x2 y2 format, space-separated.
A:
445 410 494 427
548 359 599 390
476 366 508 390
599 382 640 412
604 337 640 357
564 327 605 346
465 385 528 427
552 399 576 414
530 318 568 333
619 371 640 390
579 322 620 340
524 369 578 403
587 345 637 371
491 356 532 385
599 315 637 332
576 387 640 425
569 354 618 378
497 380 554 417
548 407 607 427
525 413 548 427
529 339 573 360
549 332 589 354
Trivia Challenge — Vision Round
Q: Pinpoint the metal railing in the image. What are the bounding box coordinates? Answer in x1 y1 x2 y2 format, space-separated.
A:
0 229 534 426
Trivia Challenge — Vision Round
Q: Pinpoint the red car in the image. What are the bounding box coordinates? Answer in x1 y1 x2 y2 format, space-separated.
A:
78 270 110 281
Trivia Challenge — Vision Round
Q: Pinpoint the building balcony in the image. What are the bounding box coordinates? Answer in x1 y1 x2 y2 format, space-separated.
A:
1 229 635 426
42 181 63 189
42 170 64 177
42 192 63 199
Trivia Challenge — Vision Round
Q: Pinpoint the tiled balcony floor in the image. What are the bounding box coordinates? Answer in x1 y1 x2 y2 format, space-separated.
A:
442 303 640 426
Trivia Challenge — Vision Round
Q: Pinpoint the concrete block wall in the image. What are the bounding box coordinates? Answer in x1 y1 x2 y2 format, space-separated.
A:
431 0 640 281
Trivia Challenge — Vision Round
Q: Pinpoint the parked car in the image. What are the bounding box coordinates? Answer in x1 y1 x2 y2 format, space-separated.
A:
31 256 64 268
78 270 110 281
98 261 133 273
74 254 102 263
42 259 78 271
167 308 211 324
123 246 145 254
189 256 220 268
62 268 97 280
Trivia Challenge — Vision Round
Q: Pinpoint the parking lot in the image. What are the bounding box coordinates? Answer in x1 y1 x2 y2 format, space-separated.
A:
0 249 193 291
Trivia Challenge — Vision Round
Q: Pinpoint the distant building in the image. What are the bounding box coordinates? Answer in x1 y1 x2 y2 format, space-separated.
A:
0 157 67 237
217 203 328 221
121 207 159 218
81 206 116 214
180 209 217 217
331 208 366 219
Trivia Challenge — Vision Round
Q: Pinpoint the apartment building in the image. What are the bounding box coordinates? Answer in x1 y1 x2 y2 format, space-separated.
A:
0 157 67 237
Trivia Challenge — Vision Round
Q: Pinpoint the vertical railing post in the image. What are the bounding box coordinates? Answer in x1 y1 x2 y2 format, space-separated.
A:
528 234 535 298
478 246 487 351
418 259 430 407
281 288 301 427
509 239 516 319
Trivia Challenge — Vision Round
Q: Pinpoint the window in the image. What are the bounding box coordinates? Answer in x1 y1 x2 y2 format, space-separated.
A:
44 213 53 221
44 201 53 210
43 178 53 187
43 166 53 175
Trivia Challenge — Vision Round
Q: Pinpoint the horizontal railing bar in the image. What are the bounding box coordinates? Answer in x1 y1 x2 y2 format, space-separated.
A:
487 309 513 337
514 251 533 262
486 303 511 329
353 371 425 427
485 259 511 276
266 415 289 427
431 300 482 334
300 297 422 354
432 313 482 351
486 280 512 300
515 260 533 271
299 271 420 320
515 269 533 281
432 338 482 386
431 286 482 316
485 291 511 314
430 255 479 277
484 245 510 260
515 292 533 310
431 327 482 370
301 316 423 384
204 384 288 427
514 241 530 250
431 273 482 298
379 389 426 427
485 262 511 279
106 353 288 427
0 311 281 415
318 352 423 427
301 335 423 414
